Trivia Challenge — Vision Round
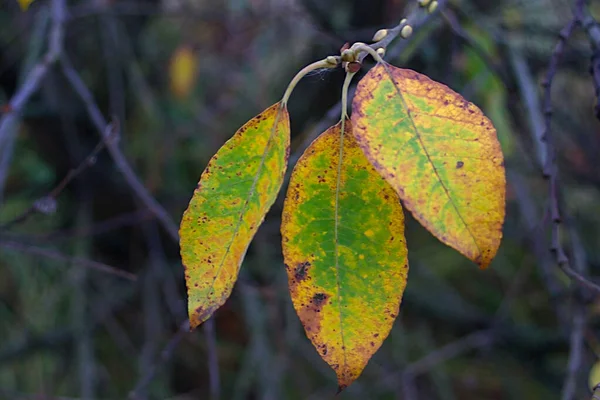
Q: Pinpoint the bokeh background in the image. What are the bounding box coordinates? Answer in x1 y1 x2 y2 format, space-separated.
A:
1 0 600 399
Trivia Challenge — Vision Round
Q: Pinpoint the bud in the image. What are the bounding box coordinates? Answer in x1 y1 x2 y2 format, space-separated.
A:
428 0 438 13
341 49 356 62
326 56 338 66
376 48 386 57
400 18 407 25
372 29 388 42
346 62 361 73
400 25 413 39
418 0 431 7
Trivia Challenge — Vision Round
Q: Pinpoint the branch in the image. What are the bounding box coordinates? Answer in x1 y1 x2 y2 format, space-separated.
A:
59 52 221 395
59 55 179 243
580 8 600 120
441 9 511 88
128 320 190 399
0 0 66 199
358 0 447 63
540 0 600 296
0 240 137 281
0 127 117 230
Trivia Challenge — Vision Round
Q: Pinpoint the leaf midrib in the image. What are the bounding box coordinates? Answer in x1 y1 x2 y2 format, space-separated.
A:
379 64 482 256
333 120 349 377
201 105 285 316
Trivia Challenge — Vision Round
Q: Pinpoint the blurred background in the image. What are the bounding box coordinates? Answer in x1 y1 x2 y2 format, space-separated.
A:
1 0 600 398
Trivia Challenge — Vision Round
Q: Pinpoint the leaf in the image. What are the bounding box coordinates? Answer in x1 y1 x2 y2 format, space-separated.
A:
281 119 408 390
590 360 600 390
352 64 505 268
17 0 35 10
169 45 198 100
180 102 290 329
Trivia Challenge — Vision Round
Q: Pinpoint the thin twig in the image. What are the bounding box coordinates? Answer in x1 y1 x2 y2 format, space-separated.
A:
60 53 221 396
563 304 586 400
541 0 600 296
403 330 494 377
0 240 137 281
580 7 600 120
128 320 190 399
358 0 448 64
0 0 66 201
0 128 117 230
441 9 511 88
59 54 179 242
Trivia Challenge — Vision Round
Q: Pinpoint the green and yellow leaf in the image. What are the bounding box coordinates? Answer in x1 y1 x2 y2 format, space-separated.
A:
169 45 198 100
352 64 505 268
281 119 408 390
180 102 290 330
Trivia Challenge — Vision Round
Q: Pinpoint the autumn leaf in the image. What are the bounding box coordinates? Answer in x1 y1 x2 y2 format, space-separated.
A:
281 119 408 390
590 361 600 391
180 102 290 329
352 63 505 268
169 45 198 100
17 0 35 10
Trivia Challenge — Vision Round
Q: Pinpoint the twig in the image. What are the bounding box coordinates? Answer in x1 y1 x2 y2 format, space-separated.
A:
60 53 222 396
0 128 117 230
541 2 595 399
563 305 586 400
580 8 600 120
441 9 511 88
358 0 448 63
540 0 600 296
128 320 190 399
402 330 494 378
0 240 137 281
59 54 179 243
0 0 66 201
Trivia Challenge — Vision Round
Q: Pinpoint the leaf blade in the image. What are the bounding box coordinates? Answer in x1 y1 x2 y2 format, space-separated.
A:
281 120 408 390
352 64 505 268
180 102 290 329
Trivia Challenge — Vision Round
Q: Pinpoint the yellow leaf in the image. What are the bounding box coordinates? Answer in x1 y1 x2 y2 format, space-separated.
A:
17 0 35 10
352 64 505 268
281 119 408 390
590 361 600 391
169 45 198 99
180 102 290 329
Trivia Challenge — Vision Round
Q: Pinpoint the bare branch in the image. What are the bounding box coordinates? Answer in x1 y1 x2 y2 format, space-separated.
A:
0 240 137 281
0 0 67 201
59 55 179 242
540 0 600 296
0 128 117 230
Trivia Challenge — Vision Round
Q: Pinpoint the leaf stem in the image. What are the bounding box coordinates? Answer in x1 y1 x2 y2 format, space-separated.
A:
341 71 356 120
281 57 340 106
352 43 386 65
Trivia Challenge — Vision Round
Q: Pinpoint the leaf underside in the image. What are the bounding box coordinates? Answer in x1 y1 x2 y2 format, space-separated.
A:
180 102 290 330
352 63 506 268
281 120 409 390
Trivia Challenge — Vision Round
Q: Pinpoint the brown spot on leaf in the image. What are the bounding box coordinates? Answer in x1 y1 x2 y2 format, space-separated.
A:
456 161 464 169
297 292 330 338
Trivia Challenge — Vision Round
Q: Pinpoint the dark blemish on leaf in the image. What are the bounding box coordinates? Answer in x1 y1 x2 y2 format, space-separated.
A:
456 161 464 169
313 292 327 305
295 261 311 281
373 333 379 338
370 342 375 347
298 292 329 337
